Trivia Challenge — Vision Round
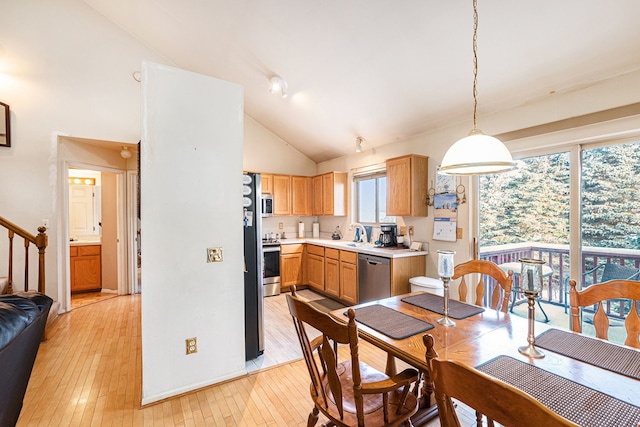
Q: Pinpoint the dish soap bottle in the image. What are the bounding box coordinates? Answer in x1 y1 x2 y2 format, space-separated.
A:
354 227 360 243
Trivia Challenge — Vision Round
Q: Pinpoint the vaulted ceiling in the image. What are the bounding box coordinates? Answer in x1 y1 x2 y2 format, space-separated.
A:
82 0 640 162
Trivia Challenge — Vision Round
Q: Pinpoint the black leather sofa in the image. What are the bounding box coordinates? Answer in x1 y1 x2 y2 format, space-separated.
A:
0 292 53 426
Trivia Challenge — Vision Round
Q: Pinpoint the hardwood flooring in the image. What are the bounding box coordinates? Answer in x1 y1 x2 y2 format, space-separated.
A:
17 292 474 426
71 291 118 310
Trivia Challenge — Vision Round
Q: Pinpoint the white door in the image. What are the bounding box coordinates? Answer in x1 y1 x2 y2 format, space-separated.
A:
69 184 95 237
140 61 245 404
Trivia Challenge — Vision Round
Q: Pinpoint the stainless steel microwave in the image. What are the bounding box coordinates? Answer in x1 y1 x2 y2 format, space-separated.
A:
261 194 274 217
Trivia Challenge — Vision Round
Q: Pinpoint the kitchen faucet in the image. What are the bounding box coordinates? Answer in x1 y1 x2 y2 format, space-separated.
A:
350 223 367 243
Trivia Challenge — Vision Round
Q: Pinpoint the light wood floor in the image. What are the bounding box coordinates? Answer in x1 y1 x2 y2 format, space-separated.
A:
70 291 118 310
17 293 477 426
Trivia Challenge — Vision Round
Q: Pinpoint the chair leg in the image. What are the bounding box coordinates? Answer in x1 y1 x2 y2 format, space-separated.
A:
476 411 483 427
308 407 320 427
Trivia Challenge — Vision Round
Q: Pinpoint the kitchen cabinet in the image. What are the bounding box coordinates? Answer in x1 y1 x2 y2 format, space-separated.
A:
273 174 291 215
390 255 427 296
386 154 429 217
280 244 304 292
261 173 273 194
324 248 340 299
306 244 325 292
291 175 312 216
339 250 358 305
70 244 102 292
312 175 323 215
312 172 347 216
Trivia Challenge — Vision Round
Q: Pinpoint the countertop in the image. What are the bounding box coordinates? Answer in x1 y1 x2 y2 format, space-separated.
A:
277 238 428 259
69 240 102 246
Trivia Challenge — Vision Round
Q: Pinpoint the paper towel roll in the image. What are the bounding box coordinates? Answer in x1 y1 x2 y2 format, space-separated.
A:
298 222 305 238
312 222 320 238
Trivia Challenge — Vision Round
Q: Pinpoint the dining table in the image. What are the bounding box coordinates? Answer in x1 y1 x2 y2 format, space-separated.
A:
329 291 640 427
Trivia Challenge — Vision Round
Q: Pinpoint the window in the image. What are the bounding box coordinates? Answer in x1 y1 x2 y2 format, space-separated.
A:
354 172 394 224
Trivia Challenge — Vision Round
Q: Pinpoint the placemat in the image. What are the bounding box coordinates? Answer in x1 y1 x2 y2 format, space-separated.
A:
536 328 640 380
349 304 434 340
401 293 485 319
477 356 640 427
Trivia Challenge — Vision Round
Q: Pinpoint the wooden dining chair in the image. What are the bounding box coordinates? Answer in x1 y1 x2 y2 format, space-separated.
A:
287 287 419 427
422 334 578 427
568 279 640 348
453 260 514 313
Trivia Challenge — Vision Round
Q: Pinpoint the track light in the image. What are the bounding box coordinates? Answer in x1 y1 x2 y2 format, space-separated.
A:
355 137 364 153
269 75 288 98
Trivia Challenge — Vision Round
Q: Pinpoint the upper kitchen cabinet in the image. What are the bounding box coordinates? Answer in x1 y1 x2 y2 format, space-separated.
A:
261 173 273 194
291 175 312 216
313 172 347 216
386 154 429 217
273 174 291 215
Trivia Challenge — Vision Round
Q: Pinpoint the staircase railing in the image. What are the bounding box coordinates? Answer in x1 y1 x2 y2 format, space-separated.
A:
0 216 48 294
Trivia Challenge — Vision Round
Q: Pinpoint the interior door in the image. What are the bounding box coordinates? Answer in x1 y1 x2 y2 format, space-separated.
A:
69 184 95 237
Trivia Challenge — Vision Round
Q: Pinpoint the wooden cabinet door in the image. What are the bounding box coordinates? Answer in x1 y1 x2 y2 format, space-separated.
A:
340 261 358 305
70 245 102 292
291 175 312 216
386 156 412 216
281 252 303 289
322 173 334 215
386 154 429 217
312 175 323 215
307 253 325 292
273 174 291 215
325 257 340 298
261 173 273 194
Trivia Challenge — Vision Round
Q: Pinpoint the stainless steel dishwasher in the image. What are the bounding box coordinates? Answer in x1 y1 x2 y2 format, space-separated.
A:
358 253 391 303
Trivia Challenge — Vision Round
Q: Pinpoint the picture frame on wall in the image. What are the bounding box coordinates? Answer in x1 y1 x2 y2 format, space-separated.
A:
0 102 10 147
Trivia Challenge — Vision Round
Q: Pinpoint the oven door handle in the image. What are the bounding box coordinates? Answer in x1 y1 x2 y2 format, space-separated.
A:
263 246 281 253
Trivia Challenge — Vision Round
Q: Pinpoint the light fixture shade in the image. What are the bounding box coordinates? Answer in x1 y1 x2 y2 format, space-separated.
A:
269 75 288 98
440 129 515 175
355 136 364 153
120 146 132 159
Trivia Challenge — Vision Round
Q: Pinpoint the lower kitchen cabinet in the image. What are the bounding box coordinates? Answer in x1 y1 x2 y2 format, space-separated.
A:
280 244 304 291
339 250 358 305
70 244 102 292
306 244 325 292
324 248 340 299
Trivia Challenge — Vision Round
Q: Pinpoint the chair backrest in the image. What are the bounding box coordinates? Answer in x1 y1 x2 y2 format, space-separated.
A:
569 279 640 348
286 290 362 422
453 260 513 313
600 263 640 282
423 334 578 427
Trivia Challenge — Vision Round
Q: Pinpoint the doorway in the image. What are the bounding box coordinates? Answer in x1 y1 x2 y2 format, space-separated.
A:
57 136 139 313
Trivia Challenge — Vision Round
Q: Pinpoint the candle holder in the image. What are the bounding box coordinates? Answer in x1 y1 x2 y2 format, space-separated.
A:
517 258 545 359
437 250 456 327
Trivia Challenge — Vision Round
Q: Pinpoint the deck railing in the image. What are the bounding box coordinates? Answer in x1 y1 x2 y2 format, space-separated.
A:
479 242 640 319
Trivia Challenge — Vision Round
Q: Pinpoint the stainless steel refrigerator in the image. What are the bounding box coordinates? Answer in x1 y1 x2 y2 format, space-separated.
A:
242 172 264 360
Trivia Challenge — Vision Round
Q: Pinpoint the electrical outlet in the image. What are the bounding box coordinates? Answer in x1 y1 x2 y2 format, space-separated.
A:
456 228 463 239
42 219 50 229
207 247 223 263
186 337 197 355
399 226 407 235
278 222 283 230
408 226 414 236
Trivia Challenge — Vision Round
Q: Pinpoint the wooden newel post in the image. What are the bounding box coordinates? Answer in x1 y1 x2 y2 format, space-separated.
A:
36 226 48 294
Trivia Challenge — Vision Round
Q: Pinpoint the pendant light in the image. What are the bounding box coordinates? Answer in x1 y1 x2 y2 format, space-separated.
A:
355 136 364 153
439 0 515 175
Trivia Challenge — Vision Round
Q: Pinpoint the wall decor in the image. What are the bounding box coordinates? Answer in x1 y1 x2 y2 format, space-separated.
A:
0 102 10 147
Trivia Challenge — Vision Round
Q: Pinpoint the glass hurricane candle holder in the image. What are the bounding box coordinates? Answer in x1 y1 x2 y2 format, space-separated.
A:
437 250 456 327
517 258 545 358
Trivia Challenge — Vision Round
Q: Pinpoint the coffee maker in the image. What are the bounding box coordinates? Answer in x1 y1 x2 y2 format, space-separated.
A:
379 224 397 247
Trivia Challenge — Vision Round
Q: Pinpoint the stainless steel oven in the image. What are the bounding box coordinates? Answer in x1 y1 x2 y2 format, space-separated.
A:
262 241 281 296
